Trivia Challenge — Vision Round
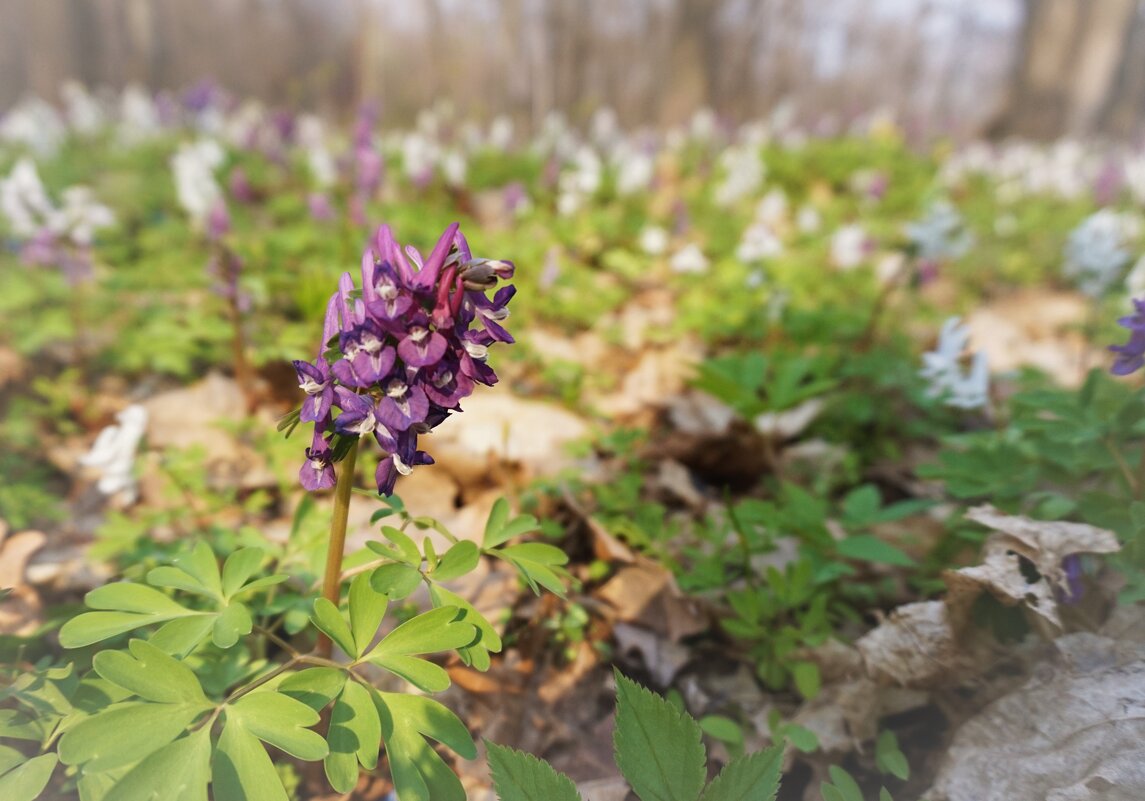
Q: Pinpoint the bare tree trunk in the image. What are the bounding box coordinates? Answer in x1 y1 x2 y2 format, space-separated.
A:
990 0 1137 138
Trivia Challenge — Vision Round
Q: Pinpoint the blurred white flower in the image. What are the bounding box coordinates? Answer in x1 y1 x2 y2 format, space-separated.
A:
736 221 783 263
80 405 148 504
0 96 66 156
670 243 709 274
441 150 467 188
1127 254 1145 299
714 145 764 207
614 145 654 196
62 82 106 136
830 224 872 270
0 159 54 237
1063 209 1136 297
755 189 788 227
56 187 115 246
920 317 990 410
488 115 514 151
905 200 973 263
118 85 161 142
639 225 669 256
797 205 822 234
171 139 225 228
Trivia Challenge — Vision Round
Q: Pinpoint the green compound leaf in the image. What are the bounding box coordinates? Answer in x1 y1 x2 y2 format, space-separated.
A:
369 563 423 601
430 541 480 582
212 602 253 649
483 498 511 548
220 548 265 598
349 573 389 658
613 670 706 801
228 690 328 761
92 640 207 705
486 741 582 801
428 583 502 672
0 753 57 801
149 616 217 657
821 766 864 801
373 526 421 564
375 692 476 801
106 726 211 801
493 543 570 598
59 583 204 648
58 702 205 772
324 681 381 793
146 567 217 600
365 606 476 691
790 661 821 700
311 597 357 657
181 541 224 599
212 718 288 801
698 747 782 801
278 668 347 712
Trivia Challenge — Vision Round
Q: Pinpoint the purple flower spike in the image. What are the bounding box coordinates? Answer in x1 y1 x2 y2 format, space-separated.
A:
294 359 334 422
1109 298 1145 376
294 221 515 495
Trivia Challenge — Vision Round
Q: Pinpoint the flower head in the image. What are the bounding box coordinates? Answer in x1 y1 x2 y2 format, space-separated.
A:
294 222 515 495
920 317 990 410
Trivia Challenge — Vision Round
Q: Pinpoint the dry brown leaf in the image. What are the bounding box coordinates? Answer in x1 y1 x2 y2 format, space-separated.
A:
612 622 692 685
596 563 708 642
856 601 980 688
926 632 1145 801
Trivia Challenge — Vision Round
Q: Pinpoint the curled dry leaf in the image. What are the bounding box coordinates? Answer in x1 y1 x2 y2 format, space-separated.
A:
856 601 986 689
947 505 1121 629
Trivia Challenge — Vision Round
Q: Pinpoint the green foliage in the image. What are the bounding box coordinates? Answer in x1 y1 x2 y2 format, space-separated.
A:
487 672 782 801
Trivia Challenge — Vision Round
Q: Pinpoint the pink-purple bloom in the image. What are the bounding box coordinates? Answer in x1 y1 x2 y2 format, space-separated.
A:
294 222 515 494
1109 297 1145 376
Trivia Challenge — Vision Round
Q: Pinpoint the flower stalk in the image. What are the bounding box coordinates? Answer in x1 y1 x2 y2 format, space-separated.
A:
316 439 359 658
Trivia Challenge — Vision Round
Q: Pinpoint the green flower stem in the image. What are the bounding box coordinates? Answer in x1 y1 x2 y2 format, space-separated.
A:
317 439 360 658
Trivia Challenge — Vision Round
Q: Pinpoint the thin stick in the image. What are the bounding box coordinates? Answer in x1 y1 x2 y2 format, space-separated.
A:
316 440 360 658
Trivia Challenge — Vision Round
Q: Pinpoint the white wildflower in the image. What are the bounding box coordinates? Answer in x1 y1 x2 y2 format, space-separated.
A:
920 317 990 410
639 226 669 257
171 139 225 227
797 205 822 234
79 405 148 504
831 224 871 270
0 159 55 237
62 82 106 136
1063 209 1136 297
0 96 66 156
736 221 784 263
905 200 973 263
714 144 764 207
670 243 709 274
118 85 161 142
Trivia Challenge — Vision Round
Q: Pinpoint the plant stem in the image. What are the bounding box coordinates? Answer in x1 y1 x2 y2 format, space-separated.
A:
317 440 360 658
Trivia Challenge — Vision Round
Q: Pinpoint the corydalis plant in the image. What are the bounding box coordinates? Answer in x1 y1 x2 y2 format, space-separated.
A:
289 221 515 497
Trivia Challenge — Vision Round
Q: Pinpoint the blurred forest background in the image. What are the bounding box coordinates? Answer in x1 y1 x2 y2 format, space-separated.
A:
2 0 1145 142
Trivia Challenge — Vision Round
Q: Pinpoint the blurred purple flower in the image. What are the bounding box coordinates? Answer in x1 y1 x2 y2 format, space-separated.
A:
308 192 336 223
229 168 255 204
1110 297 1145 376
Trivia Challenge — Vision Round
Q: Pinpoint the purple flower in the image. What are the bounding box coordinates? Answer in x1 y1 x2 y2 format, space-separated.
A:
207 200 231 242
1109 298 1145 376
293 221 515 495
308 192 335 222
229 168 255 204
294 359 334 422
1060 554 1084 605
300 429 336 491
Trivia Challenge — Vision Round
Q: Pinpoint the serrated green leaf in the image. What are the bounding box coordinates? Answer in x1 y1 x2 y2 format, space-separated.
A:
370 563 423 601
93 640 207 705
349 573 389 658
835 536 915 567
229 691 327 760
212 602 253 649
221 549 265 598
325 681 381 792
212 717 288 801
59 702 204 772
698 747 781 801
613 671 706 801
374 692 475 801
0 753 57 801
486 741 582 801
483 499 511 548
106 726 211 801
311 598 356 656
278 668 346 711
431 541 480 582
